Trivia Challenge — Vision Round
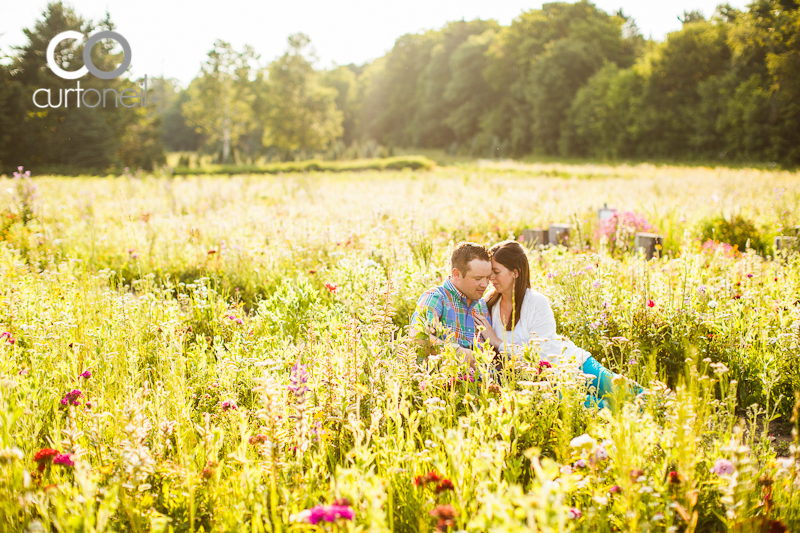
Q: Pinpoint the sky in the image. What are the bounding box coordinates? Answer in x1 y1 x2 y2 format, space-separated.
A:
1 0 750 87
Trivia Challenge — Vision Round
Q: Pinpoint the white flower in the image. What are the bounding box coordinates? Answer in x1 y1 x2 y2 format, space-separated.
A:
570 433 596 449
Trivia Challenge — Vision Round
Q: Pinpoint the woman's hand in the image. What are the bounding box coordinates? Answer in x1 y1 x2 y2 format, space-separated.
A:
475 314 501 349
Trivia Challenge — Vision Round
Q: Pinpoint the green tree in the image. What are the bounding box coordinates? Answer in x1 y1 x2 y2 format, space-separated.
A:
261 34 342 159
443 29 502 155
412 20 498 149
182 40 257 163
323 64 363 146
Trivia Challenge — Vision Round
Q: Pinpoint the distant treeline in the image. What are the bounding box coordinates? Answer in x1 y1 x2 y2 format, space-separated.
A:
1 0 798 173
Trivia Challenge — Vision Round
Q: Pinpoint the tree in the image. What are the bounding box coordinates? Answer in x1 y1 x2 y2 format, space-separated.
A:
323 64 363 146
443 29 501 155
261 34 342 159
182 40 257 163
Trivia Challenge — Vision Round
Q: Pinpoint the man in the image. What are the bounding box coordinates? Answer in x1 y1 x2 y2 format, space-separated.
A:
410 242 492 366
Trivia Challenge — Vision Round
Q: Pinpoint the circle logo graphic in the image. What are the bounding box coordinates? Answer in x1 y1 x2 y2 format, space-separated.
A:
46 30 132 80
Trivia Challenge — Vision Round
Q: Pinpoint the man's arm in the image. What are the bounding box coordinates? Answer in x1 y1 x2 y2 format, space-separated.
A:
410 290 475 367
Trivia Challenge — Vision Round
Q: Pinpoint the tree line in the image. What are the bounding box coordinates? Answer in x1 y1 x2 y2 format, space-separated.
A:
1 0 798 173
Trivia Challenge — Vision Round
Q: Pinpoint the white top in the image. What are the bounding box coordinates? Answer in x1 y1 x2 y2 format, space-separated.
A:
490 288 590 365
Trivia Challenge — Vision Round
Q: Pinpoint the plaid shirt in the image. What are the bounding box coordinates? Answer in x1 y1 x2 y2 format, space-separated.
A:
411 278 491 349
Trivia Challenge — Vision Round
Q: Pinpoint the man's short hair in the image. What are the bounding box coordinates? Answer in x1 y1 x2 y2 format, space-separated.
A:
451 242 490 275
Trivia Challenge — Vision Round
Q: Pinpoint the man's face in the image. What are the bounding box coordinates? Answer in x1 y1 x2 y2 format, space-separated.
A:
452 258 491 301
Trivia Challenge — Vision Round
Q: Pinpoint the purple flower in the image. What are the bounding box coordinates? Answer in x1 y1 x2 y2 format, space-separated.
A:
711 458 735 476
53 453 74 467
574 458 587 468
79 370 91 379
288 363 309 396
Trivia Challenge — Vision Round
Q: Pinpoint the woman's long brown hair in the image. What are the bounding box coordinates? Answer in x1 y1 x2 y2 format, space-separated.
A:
486 240 531 331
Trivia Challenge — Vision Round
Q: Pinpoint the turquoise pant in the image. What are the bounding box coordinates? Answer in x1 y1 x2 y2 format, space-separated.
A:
582 355 642 409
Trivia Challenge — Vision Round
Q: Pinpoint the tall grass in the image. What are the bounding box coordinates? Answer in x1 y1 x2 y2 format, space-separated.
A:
0 162 799 532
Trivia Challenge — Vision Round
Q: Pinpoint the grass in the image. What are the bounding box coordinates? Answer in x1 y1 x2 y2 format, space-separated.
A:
0 161 799 532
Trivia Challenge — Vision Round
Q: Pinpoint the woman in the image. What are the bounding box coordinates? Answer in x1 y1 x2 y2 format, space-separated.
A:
474 240 641 408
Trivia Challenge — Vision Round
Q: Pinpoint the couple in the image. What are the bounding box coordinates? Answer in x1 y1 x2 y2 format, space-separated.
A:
411 240 637 407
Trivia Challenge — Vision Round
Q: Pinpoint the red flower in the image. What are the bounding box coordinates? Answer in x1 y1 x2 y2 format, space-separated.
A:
668 470 681 485
647 299 655 308
34 448 59 471
324 283 338 294
414 470 444 487
537 360 553 374
435 479 455 493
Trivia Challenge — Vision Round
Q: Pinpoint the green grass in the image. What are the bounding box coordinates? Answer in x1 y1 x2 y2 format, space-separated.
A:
0 162 799 532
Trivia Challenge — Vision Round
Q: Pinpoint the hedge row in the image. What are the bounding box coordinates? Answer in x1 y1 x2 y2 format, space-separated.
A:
172 156 435 175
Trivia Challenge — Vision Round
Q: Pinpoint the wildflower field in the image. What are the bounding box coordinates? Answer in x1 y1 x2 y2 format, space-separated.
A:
1 161 800 532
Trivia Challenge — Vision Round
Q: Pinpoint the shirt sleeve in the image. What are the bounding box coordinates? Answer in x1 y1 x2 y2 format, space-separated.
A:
410 289 445 335
527 292 558 342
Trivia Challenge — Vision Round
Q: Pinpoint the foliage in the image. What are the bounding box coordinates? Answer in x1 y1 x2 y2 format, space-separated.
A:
0 162 799 531
699 214 768 254
171 155 435 175
182 40 258 164
261 34 343 159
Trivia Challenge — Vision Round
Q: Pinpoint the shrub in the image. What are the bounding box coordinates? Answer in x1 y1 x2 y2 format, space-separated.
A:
698 214 766 253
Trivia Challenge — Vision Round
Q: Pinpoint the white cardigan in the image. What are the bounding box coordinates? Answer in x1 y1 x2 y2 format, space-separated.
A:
490 288 590 365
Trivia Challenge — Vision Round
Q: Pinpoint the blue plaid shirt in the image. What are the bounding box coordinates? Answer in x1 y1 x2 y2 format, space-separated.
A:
410 278 491 349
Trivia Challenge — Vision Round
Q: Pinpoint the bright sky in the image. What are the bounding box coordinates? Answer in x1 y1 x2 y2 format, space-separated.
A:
1 0 750 87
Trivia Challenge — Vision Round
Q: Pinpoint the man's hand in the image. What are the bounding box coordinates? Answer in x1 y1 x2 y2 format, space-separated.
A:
475 315 501 349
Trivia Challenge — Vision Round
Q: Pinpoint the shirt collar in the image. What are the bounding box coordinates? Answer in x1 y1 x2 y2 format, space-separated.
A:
443 277 470 306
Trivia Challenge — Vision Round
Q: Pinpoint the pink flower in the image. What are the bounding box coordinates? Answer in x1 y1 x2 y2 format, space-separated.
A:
0 332 15 345
596 211 656 251
53 453 74 467
221 400 238 411
567 507 582 519
306 504 354 524
711 458 735 476
79 370 91 379
60 389 82 406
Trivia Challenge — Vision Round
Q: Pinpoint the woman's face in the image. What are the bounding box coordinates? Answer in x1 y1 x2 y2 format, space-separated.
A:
490 259 517 294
